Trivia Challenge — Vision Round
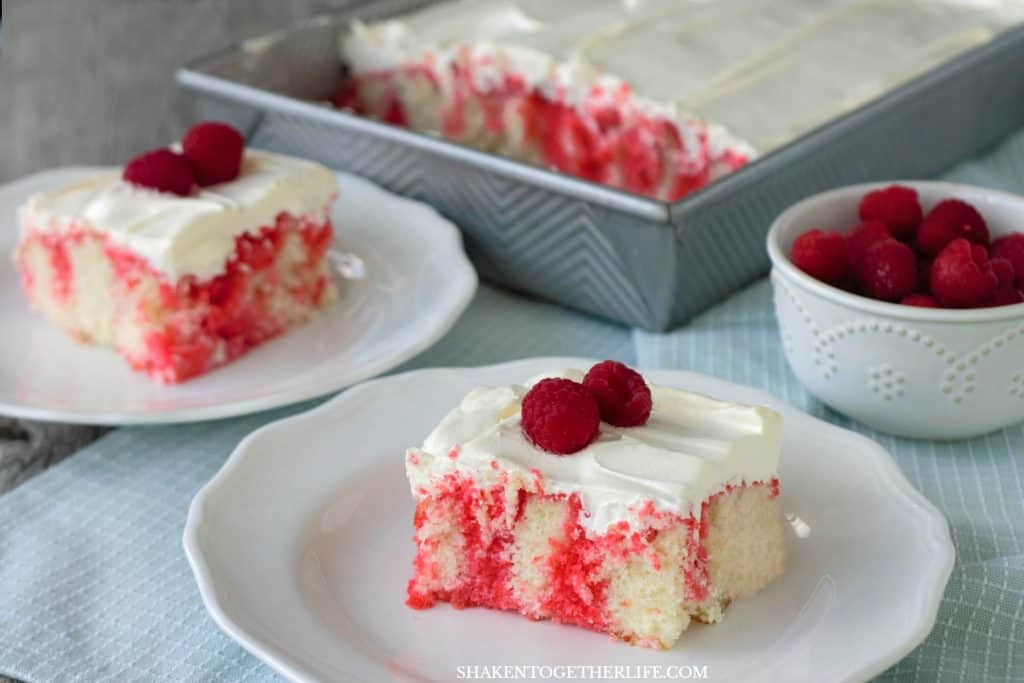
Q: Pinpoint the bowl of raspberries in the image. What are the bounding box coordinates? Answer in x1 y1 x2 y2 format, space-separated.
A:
767 181 1024 439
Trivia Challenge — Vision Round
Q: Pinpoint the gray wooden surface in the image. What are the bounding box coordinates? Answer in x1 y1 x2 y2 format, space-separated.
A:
0 3 356 677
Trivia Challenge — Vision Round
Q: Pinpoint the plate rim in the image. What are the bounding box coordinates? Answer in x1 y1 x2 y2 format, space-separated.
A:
184 357 955 683
0 166 478 425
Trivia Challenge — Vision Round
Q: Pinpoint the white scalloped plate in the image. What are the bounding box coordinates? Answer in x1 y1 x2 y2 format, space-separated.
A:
0 166 476 424
185 357 954 683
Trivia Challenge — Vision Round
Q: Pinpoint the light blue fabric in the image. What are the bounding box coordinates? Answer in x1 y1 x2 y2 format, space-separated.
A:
3 130 1024 682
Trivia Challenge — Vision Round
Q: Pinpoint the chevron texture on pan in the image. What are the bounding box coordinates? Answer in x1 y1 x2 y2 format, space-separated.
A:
440 168 542 245
449 169 656 325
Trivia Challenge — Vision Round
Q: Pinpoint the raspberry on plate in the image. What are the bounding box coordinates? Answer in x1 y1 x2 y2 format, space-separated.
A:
582 360 653 427
991 234 1024 288
123 149 197 197
858 238 917 302
916 199 989 256
521 378 601 454
846 220 891 278
858 185 922 241
791 229 847 286
182 122 246 186
929 238 999 308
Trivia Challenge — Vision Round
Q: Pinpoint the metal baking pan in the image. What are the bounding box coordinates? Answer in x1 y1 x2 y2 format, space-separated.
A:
177 1 1024 331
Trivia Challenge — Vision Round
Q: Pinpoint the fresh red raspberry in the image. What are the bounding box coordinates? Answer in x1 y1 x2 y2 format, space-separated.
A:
845 220 891 277
122 148 196 196
521 378 600 455
930 238 999 308
181 121 245 186
988 287 1024 307
990 257 1015 288
991 234 1024 288
858 185 922 241
582 360 653 427
901 293 940 308
858 238 917 302
916 199 989 256
791 229 847 286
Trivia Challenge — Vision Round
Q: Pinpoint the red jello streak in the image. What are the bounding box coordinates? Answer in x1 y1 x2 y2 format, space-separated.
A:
40 232 77 301
540 493 611 631
447 478 518 610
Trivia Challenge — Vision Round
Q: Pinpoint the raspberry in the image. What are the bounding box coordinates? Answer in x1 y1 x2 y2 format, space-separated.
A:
916 199 989 256
930 238 999 308
858 185 922 241
990 257 1015 288
582 360 653 427
846 220 891 278
991 234 1024 288
791 229 847 286
122 149 196 197
988 287 1024 307
521 378 600 455
901 293 939 308
181 121 245 186
858 238 917 302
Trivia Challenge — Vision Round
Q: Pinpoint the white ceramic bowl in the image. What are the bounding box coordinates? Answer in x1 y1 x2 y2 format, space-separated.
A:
767 181 1024 440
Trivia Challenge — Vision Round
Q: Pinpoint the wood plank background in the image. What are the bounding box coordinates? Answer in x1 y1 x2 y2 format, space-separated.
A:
0 0 357 180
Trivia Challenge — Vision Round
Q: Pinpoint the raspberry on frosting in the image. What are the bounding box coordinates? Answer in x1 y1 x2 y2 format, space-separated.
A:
582 360 653 427
182 121 246 186
122 149 197 197
916 199 989 256
857 238 917 302
790 229 847 286
521 378 601 455
858 184 922 241
929 238 999 308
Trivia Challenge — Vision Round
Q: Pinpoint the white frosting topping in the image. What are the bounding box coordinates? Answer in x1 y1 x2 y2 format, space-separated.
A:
345 0 1022 151
19 149 337 280
406 369 782 533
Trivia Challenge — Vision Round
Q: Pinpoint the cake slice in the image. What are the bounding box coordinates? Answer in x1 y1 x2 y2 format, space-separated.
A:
405 361 787 648
13 122 338 383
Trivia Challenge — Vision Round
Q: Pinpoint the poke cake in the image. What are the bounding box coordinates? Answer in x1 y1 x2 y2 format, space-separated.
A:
404 360 786 648
337 0 1023 201
13 122 338 383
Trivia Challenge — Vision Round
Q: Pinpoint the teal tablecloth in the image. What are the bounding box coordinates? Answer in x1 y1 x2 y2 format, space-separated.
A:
2 130 1024 682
